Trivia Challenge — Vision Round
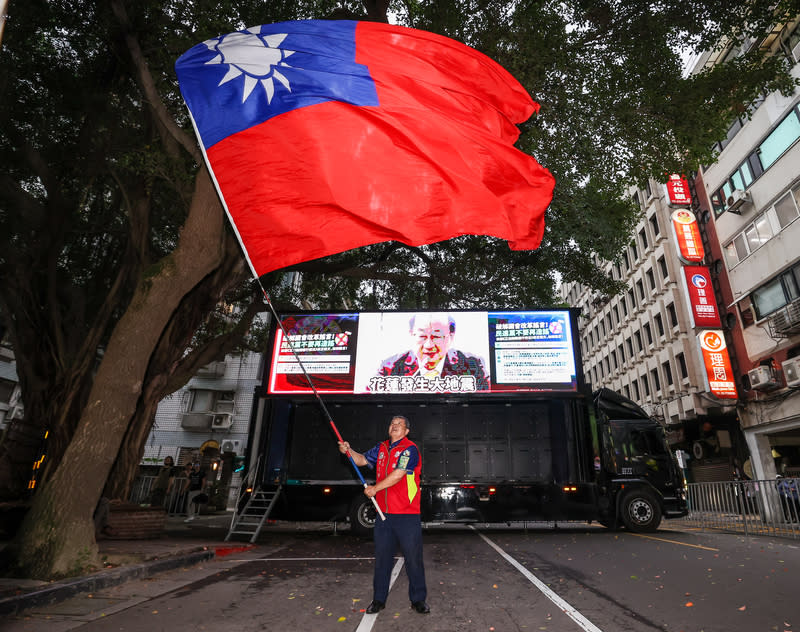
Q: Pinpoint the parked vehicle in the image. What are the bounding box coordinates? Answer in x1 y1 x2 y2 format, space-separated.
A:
246 309 687 534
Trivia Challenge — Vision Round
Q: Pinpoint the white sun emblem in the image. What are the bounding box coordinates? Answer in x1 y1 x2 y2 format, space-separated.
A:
204 28 295 104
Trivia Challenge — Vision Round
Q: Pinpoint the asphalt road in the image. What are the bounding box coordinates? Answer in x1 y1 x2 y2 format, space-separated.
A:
4 522 799 632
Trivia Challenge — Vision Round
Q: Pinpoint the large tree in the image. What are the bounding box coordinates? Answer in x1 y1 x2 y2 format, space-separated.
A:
0 0 797 578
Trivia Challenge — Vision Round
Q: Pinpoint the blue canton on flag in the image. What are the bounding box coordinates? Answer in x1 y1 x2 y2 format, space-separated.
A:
176 20 379 148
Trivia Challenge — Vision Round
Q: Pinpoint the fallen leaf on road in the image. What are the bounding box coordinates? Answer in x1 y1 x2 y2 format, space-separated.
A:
738 606 746 611
338 617 346 622
685 602 694 607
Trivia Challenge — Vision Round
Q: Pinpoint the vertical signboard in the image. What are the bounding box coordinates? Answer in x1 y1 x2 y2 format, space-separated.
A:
697 330 738 399
665 174 692 206
671 209 705 263
681 266 722 328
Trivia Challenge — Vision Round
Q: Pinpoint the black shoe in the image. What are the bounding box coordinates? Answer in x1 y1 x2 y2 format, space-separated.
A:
365 601 385 614
412 601 430 614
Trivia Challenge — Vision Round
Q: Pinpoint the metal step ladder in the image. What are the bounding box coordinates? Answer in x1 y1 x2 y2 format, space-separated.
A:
225 485 281 543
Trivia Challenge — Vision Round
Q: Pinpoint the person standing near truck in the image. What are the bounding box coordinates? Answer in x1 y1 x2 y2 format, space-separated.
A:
338 415 429 615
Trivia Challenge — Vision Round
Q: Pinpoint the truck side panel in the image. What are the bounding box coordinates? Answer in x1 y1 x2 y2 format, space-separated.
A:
262 398 599 524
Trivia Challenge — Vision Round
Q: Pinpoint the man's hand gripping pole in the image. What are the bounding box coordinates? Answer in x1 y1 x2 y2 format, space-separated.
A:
330 422 386 522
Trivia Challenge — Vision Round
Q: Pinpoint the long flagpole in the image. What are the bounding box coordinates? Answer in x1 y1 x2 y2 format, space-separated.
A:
258 287 386 522
187 129 385 522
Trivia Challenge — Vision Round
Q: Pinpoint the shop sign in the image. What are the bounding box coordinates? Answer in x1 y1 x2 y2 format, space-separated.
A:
697 330 738 399
671 209 705 263
681 266 721 328
665 174 692 206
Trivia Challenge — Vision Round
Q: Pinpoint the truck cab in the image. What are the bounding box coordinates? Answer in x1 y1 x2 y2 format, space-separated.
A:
594 388 688 531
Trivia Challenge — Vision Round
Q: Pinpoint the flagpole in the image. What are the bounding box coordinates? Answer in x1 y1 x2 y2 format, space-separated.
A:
257 287 386 523
184 113 383 522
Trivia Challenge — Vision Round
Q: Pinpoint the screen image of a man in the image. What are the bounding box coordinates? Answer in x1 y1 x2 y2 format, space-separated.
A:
374 312 489 390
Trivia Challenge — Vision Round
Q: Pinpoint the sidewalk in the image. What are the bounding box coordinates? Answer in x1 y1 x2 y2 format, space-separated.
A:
0 512 253 616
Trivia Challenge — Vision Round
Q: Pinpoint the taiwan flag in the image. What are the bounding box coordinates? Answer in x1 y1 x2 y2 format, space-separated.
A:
176 20 555 277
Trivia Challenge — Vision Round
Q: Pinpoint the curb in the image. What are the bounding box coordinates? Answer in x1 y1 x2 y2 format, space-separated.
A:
0 548 215 616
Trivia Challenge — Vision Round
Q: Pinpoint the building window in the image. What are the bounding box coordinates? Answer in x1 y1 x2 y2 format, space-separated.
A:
646 268 656 293
667 303 678 328
637 280 646 302
630 240 639 262
655 313 664 338
649 214 660 237
632 380 640 400
628 289 637 310
751 262 800 320
623 384 630 399
189 389 235 414
759 108 800 169
658 255 668 280
613 305 620 325
662 360 673 386
712 105 800 215
626 337 634 358
634 330 642 352
641 375 650 397
643 323 653 346
677 352 688 380
651 368 661 392
618 343 626 365
639 227 649 251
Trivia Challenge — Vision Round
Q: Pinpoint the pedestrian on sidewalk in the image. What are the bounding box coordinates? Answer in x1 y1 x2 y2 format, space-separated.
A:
184 462 207 522
150 456 176 508
338 415 429 615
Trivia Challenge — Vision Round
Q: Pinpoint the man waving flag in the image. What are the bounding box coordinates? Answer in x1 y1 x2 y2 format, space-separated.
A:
175 20 554 277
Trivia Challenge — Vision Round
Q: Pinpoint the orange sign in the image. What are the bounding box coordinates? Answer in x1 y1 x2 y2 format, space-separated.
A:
671 209 705 263
698 330 738 399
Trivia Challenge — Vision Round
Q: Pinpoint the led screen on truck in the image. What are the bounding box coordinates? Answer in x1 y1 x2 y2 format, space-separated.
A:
267 310 579 395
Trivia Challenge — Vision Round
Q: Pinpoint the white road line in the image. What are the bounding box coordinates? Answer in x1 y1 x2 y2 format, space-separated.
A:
232 557 377 562
355 557 405 632
471 526 604 632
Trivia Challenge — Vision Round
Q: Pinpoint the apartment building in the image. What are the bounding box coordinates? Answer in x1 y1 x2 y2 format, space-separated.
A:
694 18 800 482
560 178 744 483
561 17 800 484
143 350 264 468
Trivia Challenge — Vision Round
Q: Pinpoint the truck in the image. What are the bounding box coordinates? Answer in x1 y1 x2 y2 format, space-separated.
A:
243 308 687 536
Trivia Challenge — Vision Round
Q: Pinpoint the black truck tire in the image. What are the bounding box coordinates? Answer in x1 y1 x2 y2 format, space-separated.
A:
349 496 377 537
620 489 662 532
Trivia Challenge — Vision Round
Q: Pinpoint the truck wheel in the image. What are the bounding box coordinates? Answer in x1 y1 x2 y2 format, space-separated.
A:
620 490 662 532
349 496 377 538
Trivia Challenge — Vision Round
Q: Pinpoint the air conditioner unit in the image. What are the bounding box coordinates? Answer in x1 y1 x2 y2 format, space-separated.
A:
726 189 751 213
772 300 800 336
220 439 241 454
211 413 233 429
748 365 779 391
782 357 800 388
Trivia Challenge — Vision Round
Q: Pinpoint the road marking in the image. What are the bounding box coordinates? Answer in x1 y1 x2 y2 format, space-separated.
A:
628 533 719 551
229 557 378 562
355 557 404 632
472 527 604 632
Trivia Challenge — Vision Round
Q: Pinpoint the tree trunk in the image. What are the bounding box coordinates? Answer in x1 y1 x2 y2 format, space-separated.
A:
0 167 225 579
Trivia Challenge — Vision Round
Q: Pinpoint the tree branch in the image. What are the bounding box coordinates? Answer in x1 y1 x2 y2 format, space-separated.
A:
109 0 201 164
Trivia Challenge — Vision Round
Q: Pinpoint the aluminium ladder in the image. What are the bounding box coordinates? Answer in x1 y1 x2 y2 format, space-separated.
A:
225 485 281 543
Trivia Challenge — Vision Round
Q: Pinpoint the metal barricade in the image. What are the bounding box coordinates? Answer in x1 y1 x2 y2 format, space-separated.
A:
127 475 191 515
681 478 800 539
